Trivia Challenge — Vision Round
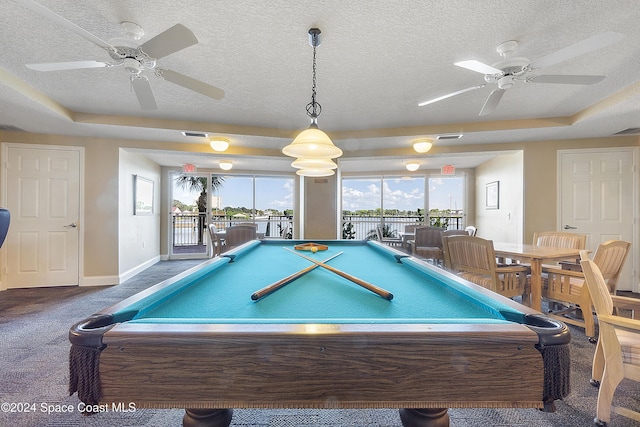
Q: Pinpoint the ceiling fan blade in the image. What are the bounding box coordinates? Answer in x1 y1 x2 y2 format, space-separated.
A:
528 31 623 70
418 85 486 107
26 60 110 72
131 76 158 110
455 60 503 75
530 74 606 85
16 0 115 52
139 24 198 59
479 88 506 116
158 69 225 100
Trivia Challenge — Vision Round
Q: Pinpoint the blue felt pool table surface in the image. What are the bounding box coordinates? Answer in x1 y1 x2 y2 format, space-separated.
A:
118 240 524 325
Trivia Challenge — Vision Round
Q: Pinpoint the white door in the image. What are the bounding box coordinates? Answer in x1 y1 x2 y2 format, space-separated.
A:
558 148 637 291
2 144 82 288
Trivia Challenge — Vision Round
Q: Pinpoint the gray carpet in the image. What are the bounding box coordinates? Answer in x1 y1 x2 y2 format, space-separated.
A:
1 259 638 427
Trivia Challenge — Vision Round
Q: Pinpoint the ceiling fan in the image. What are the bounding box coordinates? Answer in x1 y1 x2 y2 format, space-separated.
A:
17 0 225 110
418 31 623 116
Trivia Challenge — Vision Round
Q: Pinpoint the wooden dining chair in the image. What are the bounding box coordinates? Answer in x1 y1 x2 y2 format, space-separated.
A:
409 226 445 265
534 231 587 269
442 235 528 299
223 225 257 251
533 231 587 249
542 240 631 340
580 254 640 426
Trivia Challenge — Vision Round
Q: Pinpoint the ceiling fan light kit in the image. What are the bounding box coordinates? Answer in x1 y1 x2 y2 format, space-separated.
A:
282 28 342 178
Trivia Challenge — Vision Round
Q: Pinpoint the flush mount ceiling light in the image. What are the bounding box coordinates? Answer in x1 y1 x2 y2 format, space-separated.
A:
219 161 233 170
282 28 342 162
209 136 230 152
413 137 435 153
406 161 420 172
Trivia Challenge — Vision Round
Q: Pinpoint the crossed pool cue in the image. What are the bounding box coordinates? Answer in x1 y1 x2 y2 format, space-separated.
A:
284 248 393 300
251 247 394 301
251 251 344 301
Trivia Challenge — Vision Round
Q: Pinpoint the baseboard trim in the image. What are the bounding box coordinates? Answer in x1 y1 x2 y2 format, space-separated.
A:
118 256 161 284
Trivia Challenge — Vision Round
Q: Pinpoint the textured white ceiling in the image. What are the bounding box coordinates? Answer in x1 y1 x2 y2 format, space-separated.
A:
1 0 639 172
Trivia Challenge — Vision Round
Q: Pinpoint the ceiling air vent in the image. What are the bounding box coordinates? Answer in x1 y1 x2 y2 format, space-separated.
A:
181 131 208 138
438 134 463 140
612 128 640 135
0 124 25 132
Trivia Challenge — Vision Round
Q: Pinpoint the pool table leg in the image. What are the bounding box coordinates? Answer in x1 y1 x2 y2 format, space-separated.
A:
183 408 233 427
399 408 450 427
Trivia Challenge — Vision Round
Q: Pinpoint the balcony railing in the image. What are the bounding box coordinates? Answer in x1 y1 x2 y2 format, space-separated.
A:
172 214 293 249
171 213 463 250
341 214 463 240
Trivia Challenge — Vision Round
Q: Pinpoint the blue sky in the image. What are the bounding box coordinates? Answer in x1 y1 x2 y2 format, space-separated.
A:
342 176 463 212
172 174 463 212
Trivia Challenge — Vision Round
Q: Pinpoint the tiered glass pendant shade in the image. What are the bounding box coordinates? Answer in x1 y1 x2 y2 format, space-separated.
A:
291 157 338 170
283 125 342 159
282 28 341 178
296 168 335 177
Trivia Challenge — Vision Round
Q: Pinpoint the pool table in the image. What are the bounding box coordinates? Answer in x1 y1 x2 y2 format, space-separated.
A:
69 239 570 427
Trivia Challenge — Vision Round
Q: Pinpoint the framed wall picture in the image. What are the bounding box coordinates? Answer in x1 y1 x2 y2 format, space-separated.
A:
134 175 154 215
485 181 499 209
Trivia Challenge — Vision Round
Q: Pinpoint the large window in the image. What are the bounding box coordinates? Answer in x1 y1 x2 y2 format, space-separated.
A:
212 175 294 238
341 176 425 240
428 176 464 230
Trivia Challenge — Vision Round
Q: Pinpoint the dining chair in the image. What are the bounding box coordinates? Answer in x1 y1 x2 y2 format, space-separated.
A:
580 253 640 426
375 225 403 247
533 231 587 249
542 240 631 340
442 235 528 299
409 226 445 265
223 225 257 251
537 230 587 263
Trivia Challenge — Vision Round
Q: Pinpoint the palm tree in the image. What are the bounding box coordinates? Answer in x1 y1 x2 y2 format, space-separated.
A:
174 175 225 244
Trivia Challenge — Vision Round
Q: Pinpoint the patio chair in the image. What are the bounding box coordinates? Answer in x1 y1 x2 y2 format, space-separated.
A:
464 225 477 236
223 225 257 252
580 253 640 426
442 235 528 299
542 240 630 340
409 226 445 265
207 223 224 257
375 225 402 247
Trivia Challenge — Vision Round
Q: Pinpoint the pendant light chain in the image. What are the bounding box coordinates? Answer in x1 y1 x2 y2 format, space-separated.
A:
306 33 322 121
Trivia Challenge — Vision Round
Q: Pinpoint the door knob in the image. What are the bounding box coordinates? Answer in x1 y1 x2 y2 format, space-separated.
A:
563 225 577 230
65 222 78 228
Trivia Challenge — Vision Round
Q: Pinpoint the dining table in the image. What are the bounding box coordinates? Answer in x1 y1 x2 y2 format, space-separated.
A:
492 242 583 311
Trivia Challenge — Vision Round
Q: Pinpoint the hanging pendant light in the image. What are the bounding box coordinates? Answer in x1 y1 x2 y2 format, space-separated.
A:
282 28 342 166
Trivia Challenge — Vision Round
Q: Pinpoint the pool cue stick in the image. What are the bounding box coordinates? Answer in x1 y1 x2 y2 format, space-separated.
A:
283 247 394 301
251 252 343 301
